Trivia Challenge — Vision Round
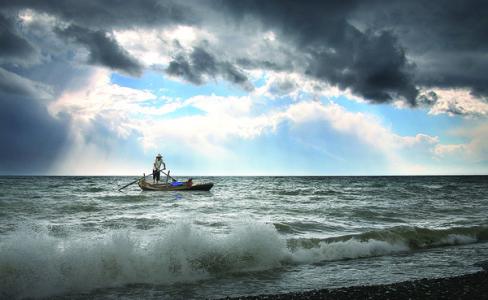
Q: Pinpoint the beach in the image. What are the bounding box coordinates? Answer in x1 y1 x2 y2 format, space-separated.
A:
225 265 488 300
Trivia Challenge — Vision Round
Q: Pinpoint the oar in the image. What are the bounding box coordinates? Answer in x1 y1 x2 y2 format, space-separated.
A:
118 173 151 191
161 170 178 182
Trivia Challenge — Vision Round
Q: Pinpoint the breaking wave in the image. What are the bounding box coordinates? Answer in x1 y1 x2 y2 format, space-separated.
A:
1 222 487 298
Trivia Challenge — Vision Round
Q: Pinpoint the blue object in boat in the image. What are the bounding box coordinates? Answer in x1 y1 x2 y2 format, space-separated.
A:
171 181 183 186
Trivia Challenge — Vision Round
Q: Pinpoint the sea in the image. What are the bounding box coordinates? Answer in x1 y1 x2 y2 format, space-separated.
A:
1 175 487 299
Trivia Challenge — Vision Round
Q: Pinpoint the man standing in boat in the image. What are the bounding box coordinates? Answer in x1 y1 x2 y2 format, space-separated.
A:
153 154 166 183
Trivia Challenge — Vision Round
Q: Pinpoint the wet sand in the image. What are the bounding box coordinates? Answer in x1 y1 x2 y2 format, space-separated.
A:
224 262 488 300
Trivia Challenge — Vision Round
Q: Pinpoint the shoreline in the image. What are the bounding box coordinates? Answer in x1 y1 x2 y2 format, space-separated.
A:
223 264 488 300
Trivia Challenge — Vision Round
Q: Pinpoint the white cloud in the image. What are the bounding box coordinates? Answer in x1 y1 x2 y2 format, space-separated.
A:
187 94 253 116
263 31 276 42
434 144 467 157
282 101 435 151
50 69 155 121
425 88 488 117
113 28 170 67
48 71 269 170
401 134 439 147
136 95 277 157
49 70 455 175
433 122 488 162
137 98 441 174
113 26 216 67
47 69 157 175
140 98 426 161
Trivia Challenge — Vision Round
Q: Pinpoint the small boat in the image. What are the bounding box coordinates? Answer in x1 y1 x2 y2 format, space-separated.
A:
138 178 214 191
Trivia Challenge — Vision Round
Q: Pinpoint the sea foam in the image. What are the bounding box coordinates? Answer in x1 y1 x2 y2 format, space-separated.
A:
0 222 484 298
0 222 285 298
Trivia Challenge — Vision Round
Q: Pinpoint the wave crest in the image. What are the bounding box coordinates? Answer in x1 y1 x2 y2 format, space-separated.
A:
1 223 486 298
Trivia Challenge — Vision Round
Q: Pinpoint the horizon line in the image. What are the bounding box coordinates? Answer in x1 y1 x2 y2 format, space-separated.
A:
0 174 487 177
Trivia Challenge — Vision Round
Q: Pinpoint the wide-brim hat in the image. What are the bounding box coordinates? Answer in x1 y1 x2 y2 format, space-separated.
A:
156 153 162 158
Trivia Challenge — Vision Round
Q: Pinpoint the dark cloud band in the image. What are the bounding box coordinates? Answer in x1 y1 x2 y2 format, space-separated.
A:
0 13 37 64
5 0 407 103
56 24 143 76
2 0 487 105
166 46 253 91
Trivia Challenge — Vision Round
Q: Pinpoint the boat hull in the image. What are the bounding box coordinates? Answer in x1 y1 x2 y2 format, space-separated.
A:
138 179 213 191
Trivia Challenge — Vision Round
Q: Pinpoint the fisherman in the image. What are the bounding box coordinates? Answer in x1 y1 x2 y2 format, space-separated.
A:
153 154 166 183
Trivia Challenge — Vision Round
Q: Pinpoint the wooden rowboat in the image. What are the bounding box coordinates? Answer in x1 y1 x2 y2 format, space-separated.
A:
138 179 214 191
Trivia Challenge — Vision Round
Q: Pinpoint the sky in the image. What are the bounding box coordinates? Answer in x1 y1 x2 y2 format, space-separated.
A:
0 0 487 176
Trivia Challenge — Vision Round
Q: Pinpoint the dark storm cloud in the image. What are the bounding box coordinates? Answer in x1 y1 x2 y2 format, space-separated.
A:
0 0 486 113
352 0 488 99
166 47 216 85
267 77 298 98
56 25 143 76
166 46 253 90
0 0 193 29
0 67 50 97
1 0 487 105
306 29 417 104
0 68 68 174
220 0 418 104
218 0 488 106
0 0 194 75
0 13 37 64
220 62 250 89
236 58 288 72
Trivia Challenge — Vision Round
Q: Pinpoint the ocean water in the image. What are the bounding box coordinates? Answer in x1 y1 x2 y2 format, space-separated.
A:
1 176 487 299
